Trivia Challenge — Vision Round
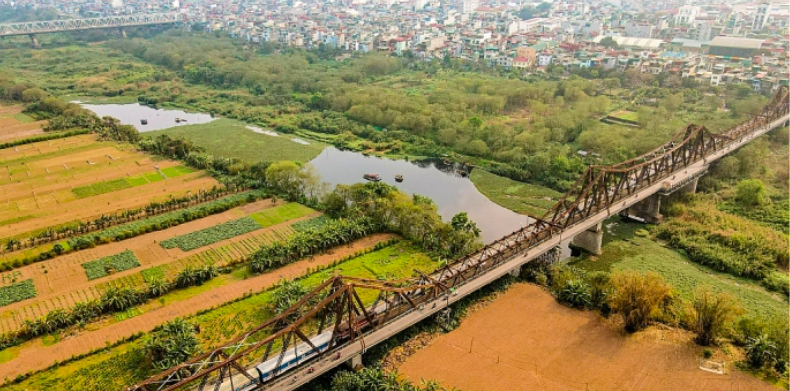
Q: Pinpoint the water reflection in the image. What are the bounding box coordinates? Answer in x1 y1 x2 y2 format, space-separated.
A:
310 147 530 243
79 103 214 132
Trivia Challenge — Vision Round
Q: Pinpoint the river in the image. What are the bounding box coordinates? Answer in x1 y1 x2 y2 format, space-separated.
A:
310 148 529 243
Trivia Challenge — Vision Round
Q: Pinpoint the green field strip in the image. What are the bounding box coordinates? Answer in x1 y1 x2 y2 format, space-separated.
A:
143 172 164 183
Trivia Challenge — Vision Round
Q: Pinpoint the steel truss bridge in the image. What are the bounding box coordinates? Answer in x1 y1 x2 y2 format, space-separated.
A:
126 86 789 391
0 13 181 37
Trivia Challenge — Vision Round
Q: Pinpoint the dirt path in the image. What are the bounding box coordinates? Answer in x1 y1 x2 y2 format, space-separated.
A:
0 233 395 383
399 283 775 391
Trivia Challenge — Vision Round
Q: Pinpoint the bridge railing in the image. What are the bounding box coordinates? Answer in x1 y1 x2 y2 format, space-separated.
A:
0 13 181 37
125 86 789 391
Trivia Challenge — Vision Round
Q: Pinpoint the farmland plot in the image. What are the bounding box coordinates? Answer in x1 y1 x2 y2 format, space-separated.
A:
0 279 36 307
81 250 141 280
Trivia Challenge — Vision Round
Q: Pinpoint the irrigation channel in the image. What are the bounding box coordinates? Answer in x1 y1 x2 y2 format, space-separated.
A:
81 103 554 245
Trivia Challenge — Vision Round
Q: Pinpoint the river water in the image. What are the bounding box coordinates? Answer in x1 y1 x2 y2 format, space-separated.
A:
79 103 214 132
310 148 529 243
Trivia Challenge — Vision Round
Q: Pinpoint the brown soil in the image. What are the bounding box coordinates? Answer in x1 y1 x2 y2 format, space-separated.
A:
0 199 297 331
0 233 395 384
399 283 775 391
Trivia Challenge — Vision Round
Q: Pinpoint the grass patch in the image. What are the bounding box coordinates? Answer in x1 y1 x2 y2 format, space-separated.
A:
113 307 143 322
147 118 325 164
609 109 639 122
11 113 34 123
160 165 194 178
249 203 316 228
0 279 36 307
160 217 262 251
125 175 149 187
41 334 60 346
143 172 164 183
81 250 141 280
469 169 563 217
569 219 787 321
71 178 132 199
140 267 165 283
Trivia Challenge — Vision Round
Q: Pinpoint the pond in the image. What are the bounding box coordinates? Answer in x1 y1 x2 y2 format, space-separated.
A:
78 103 215 132
310 147 531 244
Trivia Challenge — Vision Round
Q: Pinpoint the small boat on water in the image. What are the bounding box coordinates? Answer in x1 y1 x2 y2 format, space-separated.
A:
459 170 468 177
395 174 404 182
363 173 381 182
175 117 181 123
140 119 148 125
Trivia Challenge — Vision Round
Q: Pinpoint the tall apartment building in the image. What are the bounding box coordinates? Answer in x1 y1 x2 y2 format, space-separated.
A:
752 1 771 31
675 5 700 25
456 0 478 14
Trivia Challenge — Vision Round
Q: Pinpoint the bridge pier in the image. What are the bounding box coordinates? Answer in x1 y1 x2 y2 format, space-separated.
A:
28 34 39 49
676 177 698 195
619 193 664 225
119 28 127 38
570 221 603 255
345 354 363 371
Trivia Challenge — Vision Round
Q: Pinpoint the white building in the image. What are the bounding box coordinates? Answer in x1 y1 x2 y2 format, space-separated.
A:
457 0 478 14
675 5 700 25
694 21 712 41
624 22 653 38
752 1 771 31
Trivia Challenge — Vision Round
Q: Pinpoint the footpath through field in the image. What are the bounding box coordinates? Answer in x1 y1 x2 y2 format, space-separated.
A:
399 283 776 391
0 233 395 383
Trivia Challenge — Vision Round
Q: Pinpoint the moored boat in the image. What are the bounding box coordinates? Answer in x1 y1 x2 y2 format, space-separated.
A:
395 174 404 182
363 173 381 181
140 119 148 125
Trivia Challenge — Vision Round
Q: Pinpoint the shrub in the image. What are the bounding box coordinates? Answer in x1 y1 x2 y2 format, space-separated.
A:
608 271 671 333
689 287 742 346
735 179 765 206
144 318 199 371
746 334 777 369
558 280 591 308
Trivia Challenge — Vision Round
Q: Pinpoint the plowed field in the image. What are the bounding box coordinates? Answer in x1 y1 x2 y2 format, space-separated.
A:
399 283 775 391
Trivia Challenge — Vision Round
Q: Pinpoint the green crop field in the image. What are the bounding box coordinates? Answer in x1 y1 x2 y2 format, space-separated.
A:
160 217 262 251
469 169 563 217
292 216 331 232
0 279 36 307
569 219 787 321
140 267 165 283
160 166 195 178
147 119 325 164
82 250 141 280
249 203 316 228
143 172 164 183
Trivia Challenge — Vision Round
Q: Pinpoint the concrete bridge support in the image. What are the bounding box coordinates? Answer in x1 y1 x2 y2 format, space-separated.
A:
28 34 39 48
620 193 664 225
571 221 603 255
119 28 127 38
676 177 698 195
345 354 363 371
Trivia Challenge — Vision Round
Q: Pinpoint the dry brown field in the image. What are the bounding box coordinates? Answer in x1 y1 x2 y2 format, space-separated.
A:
0 134 218 241
0 105 46 143
399 283 775 391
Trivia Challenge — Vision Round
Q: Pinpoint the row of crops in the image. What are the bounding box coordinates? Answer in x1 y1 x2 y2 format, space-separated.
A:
160 217 263 251
81 250 141 280
292 216 331 232
0 279 36 307
161 203 315 252
70 165 194 198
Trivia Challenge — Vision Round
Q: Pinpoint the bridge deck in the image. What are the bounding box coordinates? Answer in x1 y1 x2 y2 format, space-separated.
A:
0 13 180 37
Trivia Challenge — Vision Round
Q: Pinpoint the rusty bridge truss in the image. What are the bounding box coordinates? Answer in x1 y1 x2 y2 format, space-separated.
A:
127 86 789 391
0 13 181 37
